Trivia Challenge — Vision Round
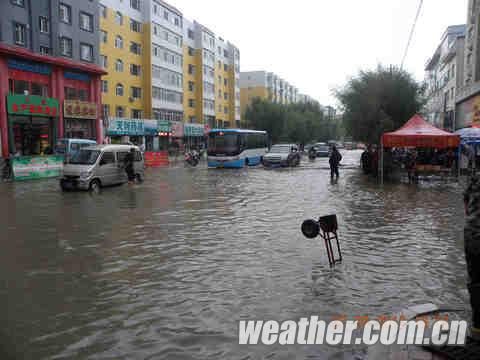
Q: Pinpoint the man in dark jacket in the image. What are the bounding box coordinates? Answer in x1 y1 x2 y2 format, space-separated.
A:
329 145 342 179
124 148 136 184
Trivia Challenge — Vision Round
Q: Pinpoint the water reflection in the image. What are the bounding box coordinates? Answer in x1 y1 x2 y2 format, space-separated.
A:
0 151 469 359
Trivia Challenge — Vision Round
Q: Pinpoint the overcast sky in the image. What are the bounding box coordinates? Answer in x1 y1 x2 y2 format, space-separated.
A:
174 0 468 106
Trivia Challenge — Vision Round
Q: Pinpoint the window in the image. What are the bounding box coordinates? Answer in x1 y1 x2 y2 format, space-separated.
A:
188 29 194 39
131 87 142 99
130 19 142 33
218 89 221 98
188 81 195 92
130 64 141 76
116 106 125 117
224 49 228 58
39 17 50 33
163 10 169 20
152 86 183 104
152 65 183 88
116 84 124 96
130 42 141 55
80 43 93 62
59 3 72 24
64 87 76 100
100 5 107 18
224 92 228 100
131 109 142 119
224 78 228 86
31 83 48 97
101 80 108 93
60 37 72 57
39 46 51 55
115 59 124 72
80 12 93 32
115 36 123 48
152 44 182 66
102 104 110 119
188 64 195 75
100 55 108 68
218 60 221 69
218 75 222 84
100 30 108 44
115 12 123 25
100 152 115 165
188 47 194 56
224 64 228 72
189 99 195 108
130 0 141 10
11 0 25 7
153 4 158 14
14 23 26 46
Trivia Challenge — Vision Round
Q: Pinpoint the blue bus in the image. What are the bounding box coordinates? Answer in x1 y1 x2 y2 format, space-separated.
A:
207 129 268 168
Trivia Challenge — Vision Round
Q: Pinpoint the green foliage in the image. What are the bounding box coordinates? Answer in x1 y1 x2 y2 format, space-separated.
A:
335 64 425 145
244 98 341 144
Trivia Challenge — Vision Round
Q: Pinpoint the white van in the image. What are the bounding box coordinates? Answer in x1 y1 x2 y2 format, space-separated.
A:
60 145 144 191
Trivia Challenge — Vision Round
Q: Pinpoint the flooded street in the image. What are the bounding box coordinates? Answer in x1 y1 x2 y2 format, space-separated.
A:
0 150 469 359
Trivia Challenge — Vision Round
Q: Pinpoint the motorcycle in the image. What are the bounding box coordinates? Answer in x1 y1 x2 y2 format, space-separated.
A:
185 150 200 167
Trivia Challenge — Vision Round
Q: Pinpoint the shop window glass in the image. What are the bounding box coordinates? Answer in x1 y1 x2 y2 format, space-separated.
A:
13 80 29 95
10 117 54 156
31 83 49 97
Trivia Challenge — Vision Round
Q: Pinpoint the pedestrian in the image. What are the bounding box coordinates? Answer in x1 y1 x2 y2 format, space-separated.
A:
464 174 480 341
329 145 342 179
361 146 371 174
124 147 136 185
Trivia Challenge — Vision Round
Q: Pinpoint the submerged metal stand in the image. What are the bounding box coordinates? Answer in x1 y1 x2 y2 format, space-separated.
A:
301 214 343 267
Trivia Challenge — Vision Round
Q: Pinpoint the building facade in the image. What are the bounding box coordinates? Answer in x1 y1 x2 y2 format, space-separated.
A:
99 0 241 144
424 25 465 130
456 0 480 128
0 0 105 161
239 71 302 116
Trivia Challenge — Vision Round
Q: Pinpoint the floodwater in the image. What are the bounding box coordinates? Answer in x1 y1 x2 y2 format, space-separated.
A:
0 150 470 359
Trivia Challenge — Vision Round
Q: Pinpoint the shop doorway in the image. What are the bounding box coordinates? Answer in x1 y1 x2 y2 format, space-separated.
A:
9 116 55 156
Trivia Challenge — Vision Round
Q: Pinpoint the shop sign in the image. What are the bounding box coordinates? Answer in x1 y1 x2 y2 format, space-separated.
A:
184 123 205 137
157 120 171 133
64 100 97 119
107 118 157 136
7 95 59 117
12 155 64 181
64 71 90 82
7 59 51 75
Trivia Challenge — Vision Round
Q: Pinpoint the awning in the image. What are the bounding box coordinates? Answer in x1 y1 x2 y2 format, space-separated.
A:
382 114 460 148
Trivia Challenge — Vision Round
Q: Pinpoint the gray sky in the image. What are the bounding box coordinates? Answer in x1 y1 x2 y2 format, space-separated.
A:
174 0 468 106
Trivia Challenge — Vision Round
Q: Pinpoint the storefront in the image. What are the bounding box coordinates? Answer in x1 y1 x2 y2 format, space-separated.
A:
106 118 159 149
0 44 106 170
157 120 171 151
456 94 480 129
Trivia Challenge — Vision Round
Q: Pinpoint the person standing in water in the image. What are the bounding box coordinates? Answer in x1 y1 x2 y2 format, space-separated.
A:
329 145 342 179
124 148 136 185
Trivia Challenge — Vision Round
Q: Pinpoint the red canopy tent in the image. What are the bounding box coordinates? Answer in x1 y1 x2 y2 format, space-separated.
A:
380 114 461 183
382 114 460 148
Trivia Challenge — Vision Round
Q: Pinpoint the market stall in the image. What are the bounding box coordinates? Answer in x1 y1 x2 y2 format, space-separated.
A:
380 114 461 183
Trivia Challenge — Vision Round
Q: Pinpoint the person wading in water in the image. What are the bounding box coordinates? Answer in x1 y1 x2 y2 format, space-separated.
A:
124 148 136 185
329 145 342 180
464 174 480 341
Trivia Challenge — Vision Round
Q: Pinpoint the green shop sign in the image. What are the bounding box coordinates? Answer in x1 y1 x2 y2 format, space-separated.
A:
12 155 64 181
157 120 171 133
7 95 59 117
184 123 205 137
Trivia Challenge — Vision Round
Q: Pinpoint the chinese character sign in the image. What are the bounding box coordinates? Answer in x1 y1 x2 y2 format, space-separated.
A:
7 95 59 117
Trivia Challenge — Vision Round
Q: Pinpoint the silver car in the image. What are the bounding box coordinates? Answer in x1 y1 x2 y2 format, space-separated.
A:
60 145 145 191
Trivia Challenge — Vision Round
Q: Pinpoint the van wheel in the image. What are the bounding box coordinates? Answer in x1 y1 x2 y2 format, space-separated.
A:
89 179 101 192
60 180 68 192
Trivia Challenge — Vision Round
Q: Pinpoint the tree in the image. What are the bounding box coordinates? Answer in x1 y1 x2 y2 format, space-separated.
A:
335 65 425 145
244 98 340 144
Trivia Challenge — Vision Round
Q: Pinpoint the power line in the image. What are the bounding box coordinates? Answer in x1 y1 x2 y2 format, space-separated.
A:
401 0 424 69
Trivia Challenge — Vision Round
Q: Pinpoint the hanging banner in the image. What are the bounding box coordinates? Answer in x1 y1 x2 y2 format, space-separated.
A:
12 155 64 181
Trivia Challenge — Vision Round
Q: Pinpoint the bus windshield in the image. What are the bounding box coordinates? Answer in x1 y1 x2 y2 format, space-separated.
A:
208 133 239 155
70 150 101 165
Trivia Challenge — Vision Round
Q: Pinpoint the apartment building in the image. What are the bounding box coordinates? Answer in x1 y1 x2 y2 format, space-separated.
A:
99 0 241 142
0 0 105 162
456 0 480 128
424 25 465 130
239 71 303 115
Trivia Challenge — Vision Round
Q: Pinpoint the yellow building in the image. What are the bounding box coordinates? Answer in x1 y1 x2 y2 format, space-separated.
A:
99 1 147 121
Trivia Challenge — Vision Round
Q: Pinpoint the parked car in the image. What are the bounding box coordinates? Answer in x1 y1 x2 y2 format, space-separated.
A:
60 144 144 191
263 144 301 167
55 138 97 163
315 143 330 157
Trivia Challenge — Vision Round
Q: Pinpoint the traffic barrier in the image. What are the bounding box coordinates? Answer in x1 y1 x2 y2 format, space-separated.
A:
144 151 169 167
